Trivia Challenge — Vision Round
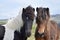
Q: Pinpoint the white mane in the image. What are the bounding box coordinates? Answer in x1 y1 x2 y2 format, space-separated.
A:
3 9 24 40
3 10 23 31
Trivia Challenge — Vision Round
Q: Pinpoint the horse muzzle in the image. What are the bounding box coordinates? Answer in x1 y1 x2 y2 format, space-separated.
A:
37 32 45 37
25 32 31 37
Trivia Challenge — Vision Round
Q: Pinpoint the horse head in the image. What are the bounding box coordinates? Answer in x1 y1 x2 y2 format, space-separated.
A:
36 7 50 24
36 7 50 38
22 6 35 37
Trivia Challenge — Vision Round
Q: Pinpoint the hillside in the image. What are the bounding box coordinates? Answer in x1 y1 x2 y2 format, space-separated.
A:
50 14 60 23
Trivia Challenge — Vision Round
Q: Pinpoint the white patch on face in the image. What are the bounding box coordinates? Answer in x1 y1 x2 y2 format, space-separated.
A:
26 17 28 20
3 27 14 40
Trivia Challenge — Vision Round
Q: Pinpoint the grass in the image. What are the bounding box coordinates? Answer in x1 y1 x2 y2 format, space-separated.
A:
0 20 7 25
28 24 36 40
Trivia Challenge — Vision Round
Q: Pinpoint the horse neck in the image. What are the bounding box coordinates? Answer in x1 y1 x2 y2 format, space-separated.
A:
4 14 23 31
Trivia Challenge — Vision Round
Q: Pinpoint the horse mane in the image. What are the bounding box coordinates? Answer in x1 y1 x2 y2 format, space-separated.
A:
3 10 23 31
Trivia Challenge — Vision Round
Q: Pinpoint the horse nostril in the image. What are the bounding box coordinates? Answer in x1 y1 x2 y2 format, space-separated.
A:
37 32 44 37
26 32 31 37
28 32 31 37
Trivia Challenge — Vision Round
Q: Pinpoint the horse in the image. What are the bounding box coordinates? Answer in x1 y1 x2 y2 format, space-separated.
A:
0 6 35 40
35 7 59 40
15 6 35 40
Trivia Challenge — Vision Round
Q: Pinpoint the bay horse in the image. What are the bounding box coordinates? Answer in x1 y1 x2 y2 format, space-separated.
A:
0 6 35 40
35 7 59 40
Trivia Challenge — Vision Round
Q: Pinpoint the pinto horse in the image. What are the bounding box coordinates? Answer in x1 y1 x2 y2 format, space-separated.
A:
35 7 59 40
0 6 35 40
17 6 35 40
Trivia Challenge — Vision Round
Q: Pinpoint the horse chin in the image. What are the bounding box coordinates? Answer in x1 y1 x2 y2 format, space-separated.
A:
25 32 31 37
27 34 31 37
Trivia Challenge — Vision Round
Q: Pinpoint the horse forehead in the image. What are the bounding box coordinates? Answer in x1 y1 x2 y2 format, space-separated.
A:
25 9 33 12
38 8 46 12
37 8 46 15
26 7 33 11
25 10 34 15
38 7 43 10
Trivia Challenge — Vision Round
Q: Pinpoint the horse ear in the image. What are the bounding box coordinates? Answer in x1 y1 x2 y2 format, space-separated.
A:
46 8 50 17
33 8 35 11
23 8 25 12
36 7 38 12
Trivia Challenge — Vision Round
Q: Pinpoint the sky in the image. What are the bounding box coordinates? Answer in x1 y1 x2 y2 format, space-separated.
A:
0 0 60 19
